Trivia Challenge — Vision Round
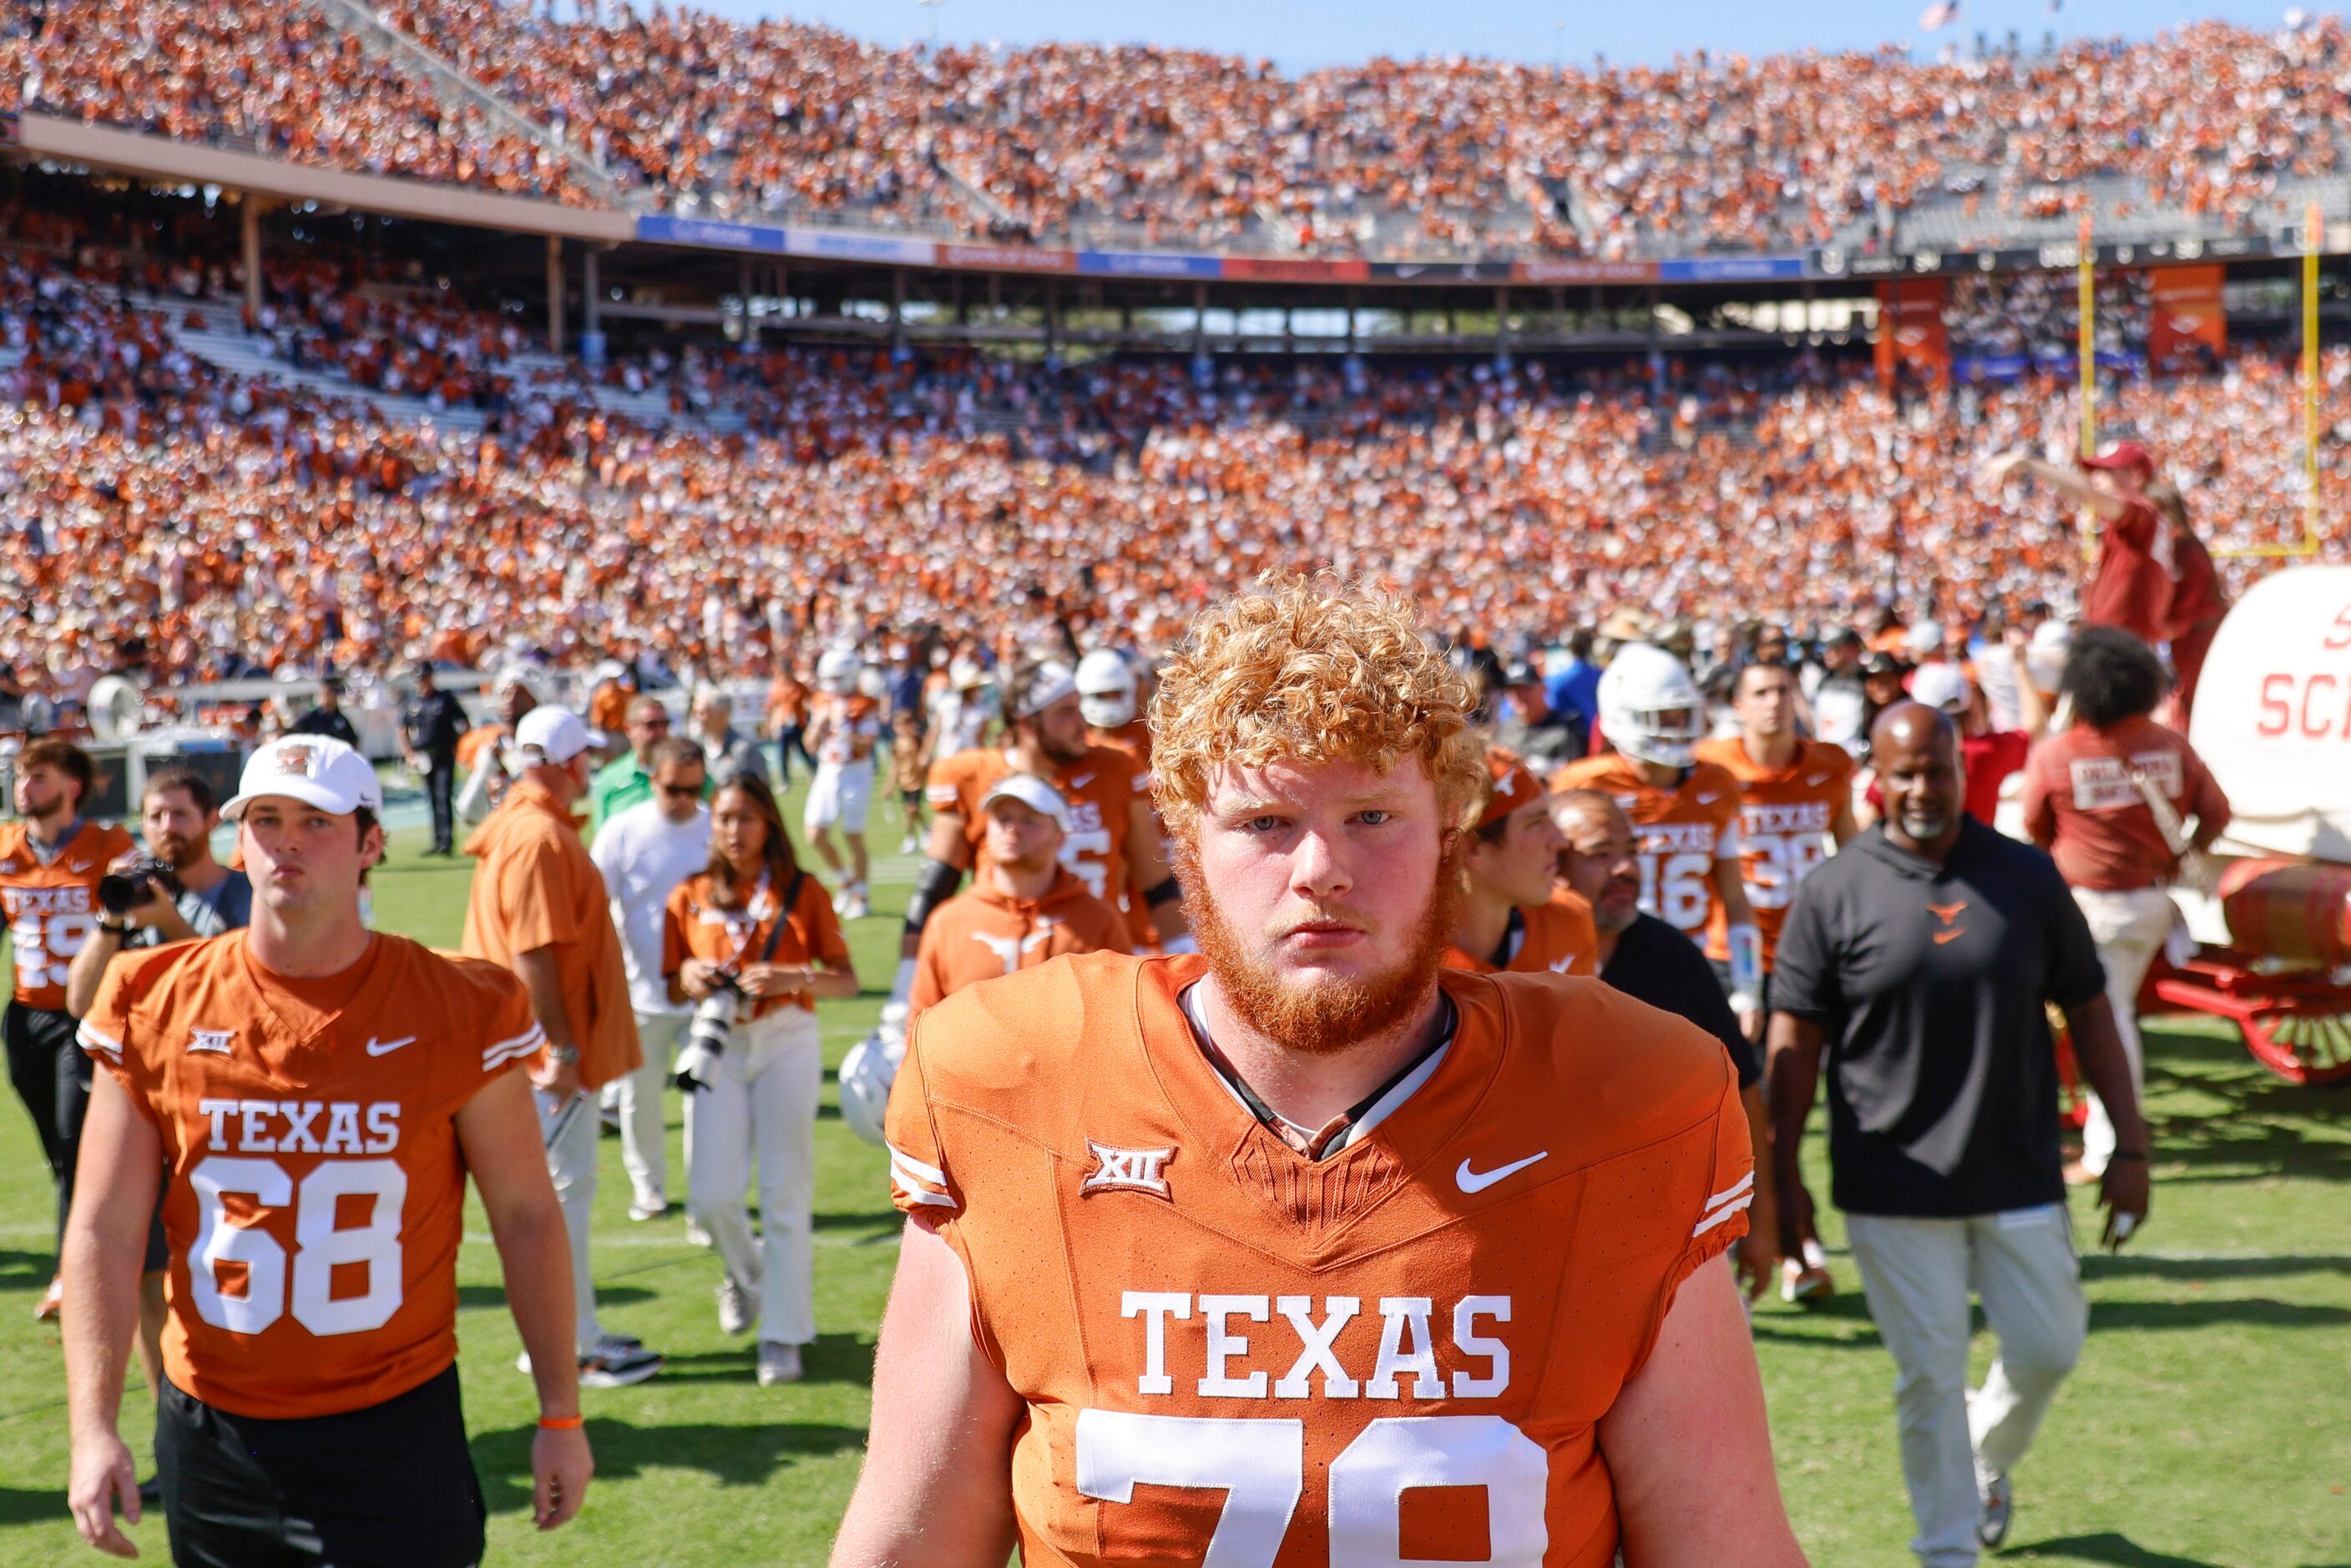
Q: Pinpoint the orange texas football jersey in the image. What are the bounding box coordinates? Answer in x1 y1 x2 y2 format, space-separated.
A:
1443 890 1599 979
1 819 138 1011
908 869 1132 1019
925 745 1150 903
886 953 1752 1567
77 933 542 1420
1693 737 1854 968
1552 754 1742 945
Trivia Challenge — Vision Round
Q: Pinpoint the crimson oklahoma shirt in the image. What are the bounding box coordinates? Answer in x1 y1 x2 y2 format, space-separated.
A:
2081 496 2171 645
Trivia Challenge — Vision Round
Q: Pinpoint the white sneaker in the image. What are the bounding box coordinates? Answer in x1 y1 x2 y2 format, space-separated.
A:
627 1197 669 1222
684 1216 713 1248
717 1275 760 1337
841 886 870 921
898 834 919 855
830 886 851 915
756 1341 804 1386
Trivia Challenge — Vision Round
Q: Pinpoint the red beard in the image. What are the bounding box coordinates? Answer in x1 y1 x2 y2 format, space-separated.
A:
1175 844 1460 1056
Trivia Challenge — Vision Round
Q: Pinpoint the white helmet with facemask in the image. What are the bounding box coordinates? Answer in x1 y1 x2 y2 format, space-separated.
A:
1074 650 1139 730
1597 642 1705 770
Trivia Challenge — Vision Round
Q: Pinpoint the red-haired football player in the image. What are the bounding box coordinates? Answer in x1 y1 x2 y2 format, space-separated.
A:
833 582 1802 1567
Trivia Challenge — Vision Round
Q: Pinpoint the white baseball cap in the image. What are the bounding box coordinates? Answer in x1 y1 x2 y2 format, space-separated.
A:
1910 662 1973 715
979 773 1072 833
1015 660 1079 718
513 706 599 766
223 736 385 821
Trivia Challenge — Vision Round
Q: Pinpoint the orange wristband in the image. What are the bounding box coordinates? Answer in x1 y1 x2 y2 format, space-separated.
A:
538 1414 585 1430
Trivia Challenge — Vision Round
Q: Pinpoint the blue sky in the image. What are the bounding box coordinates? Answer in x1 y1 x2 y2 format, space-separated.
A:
690 0 2313 70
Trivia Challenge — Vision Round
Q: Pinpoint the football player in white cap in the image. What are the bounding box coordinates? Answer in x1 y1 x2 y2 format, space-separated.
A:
64 736 593 1563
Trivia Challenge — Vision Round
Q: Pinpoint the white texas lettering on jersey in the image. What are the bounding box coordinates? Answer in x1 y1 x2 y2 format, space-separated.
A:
1119 1292 1514 1400
197 1098 403 1156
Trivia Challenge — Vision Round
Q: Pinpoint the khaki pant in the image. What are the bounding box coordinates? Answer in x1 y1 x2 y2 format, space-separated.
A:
1848 1206 2088 1568
611 1011 685 1212
535 1086 606 1356
2070 884 2175 1177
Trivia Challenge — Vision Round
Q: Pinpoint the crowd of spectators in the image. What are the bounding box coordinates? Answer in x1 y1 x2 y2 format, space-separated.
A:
0 226 2341 726
18 0 600 202
15 6 2350 257
1947 270 2153 362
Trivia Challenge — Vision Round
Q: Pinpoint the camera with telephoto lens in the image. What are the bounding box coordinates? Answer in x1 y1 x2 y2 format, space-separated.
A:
673 974 743 1093
98 856 183 917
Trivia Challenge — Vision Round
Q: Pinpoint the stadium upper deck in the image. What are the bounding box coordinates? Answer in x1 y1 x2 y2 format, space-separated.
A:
13 4 2350 264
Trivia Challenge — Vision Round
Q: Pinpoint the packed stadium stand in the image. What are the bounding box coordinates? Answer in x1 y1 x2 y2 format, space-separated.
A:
16 6 2351 257
0 7 2348 723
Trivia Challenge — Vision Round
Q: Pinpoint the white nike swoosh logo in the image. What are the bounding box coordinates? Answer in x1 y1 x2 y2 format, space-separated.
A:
68 860 94 873
1066 773 1094 790
1549 954 1577 973
365 1035 417 1057
1695 793 1722 805
1456 1152 1548 1194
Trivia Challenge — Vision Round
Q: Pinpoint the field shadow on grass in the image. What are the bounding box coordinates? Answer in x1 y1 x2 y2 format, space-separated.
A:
0 1248 51 1293
471 1415 865 1510
2010 1533 2221 1566
2081 1253 2351 1282
813 1208 899 1232
0 1486 68 1526
631 1331 874 1388
456 1284 654 1313
2086 1296 2350 1332
2139 1025 2351 1186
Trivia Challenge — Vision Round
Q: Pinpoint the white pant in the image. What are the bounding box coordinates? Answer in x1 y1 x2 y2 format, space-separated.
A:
2070 884 2175 1177
684 1006 822 1346
1848 1207 2089 1568
806 761 873 835
612 1011 684 1211
536 1087 606 1356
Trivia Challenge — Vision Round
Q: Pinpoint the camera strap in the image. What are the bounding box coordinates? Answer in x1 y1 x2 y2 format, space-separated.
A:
755 869 808 965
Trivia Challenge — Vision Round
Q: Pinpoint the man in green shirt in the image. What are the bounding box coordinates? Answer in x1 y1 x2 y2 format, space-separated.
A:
591 696 684 828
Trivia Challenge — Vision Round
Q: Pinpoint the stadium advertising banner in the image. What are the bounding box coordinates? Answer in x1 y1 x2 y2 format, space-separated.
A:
1077 250 1226 279
1873 278 1950 388
938 244 1079 273
2149 264 2228 373
1513 260 1659 285
1658 255 1809 283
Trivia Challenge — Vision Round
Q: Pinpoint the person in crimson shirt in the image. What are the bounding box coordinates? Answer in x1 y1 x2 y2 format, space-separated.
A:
2022 627 2229 1181
1898 661 2048 827
2143 481 2228 721
1983 440 2173 651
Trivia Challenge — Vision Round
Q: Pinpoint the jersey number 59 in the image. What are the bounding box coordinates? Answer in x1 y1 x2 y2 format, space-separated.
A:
1076 1409 1548 1565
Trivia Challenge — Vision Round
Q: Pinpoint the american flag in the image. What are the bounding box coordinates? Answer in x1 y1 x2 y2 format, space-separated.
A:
1919 1 1960 28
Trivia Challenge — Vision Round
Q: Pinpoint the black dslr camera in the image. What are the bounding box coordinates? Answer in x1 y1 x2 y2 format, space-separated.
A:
97 856 183 917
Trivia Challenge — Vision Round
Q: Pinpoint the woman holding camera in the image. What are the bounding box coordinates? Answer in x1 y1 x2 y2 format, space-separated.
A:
662 774 857 1386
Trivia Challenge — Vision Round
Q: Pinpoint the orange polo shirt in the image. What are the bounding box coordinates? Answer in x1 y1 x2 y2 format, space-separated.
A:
460 780 640 1090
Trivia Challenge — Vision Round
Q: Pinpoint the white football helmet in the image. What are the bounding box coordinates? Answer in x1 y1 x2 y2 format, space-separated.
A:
1074 650 1138 730
815 647 862 695
1598 642 1704 770
837 1030 903 1147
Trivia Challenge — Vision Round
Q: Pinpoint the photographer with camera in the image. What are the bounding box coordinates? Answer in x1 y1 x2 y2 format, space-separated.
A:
62 766 250 1495
661 774 857 1388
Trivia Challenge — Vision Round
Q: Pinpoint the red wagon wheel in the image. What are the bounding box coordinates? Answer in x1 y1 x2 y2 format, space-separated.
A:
2237 1004 2351 1086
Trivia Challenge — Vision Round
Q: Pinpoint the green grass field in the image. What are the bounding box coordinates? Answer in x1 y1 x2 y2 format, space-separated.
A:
0 800 2346 1565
